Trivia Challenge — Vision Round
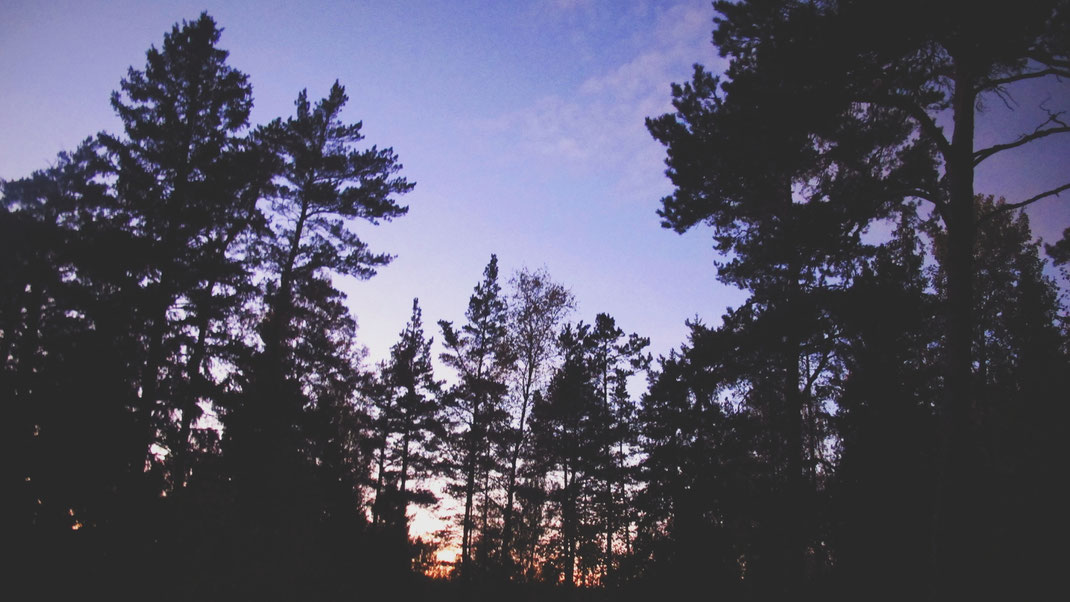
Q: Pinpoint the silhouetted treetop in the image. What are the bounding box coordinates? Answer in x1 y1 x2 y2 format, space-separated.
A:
260 81 413 282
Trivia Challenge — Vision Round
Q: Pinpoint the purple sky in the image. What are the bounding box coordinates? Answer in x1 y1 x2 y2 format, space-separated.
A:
2 0 1067 369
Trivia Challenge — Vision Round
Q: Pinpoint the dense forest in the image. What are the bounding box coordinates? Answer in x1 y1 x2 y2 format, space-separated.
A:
4 2 1069 600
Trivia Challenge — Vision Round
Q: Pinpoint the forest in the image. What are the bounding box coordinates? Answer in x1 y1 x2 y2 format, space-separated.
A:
4 1 1069 600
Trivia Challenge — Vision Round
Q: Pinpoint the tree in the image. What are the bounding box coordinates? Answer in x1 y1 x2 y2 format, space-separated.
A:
221 79 411 596
830 210 940 598
3 13 424 598
372 298 446 530
530 322 600 587
1 144 154 594
499 267 574 573
439 255 514 578
98 12 268 487
928 196 1070 596
805 9 1070 587
256 80 412 368
226 77 411 500
650 0 1070 593
526 315 648 587
646 6 874 587
637 322 762 598
584 313 649 585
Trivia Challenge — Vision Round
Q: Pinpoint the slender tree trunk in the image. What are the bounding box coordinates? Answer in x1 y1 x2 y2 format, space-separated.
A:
782 337 806 593
776 177 807 594
399 427 411 505
938 56 982 597
501 363 535 565
460 417 478 578
139 295 170 464
173 312 210 491
173 218 251 492
479 464 491 567
604 482 613 584
562 459 575 587
265 204 307 358
373 436 388 525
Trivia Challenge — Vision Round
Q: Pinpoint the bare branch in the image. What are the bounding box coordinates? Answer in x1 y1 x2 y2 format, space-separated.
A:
980 181 1070 222
974 125 1070 165
989 85 1019 111
973 108 1070 165
978 67 1070 92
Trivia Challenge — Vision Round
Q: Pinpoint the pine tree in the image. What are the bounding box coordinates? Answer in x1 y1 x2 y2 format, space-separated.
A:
930 196 1070 596
526 315 648 587
98 12 267 486
255 81 412 367
373 298 446 531
645 8 877 588
651 2 1070 592
221 79 410 597
439 255 514 579
637 321 759 597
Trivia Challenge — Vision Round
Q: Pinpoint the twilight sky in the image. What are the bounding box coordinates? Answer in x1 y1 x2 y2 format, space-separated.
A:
2 0 1068 371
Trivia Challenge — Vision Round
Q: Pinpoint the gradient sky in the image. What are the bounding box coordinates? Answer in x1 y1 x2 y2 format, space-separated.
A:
2 0 1068 366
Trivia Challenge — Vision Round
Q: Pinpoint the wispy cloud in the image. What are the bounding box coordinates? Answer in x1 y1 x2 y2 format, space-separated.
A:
482 1 724 200
546 0 595 11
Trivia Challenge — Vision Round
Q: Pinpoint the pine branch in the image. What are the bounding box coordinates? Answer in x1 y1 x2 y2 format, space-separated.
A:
973 109 1070 166
977 67 1070 92
980 181 1070 222
866 93 953 159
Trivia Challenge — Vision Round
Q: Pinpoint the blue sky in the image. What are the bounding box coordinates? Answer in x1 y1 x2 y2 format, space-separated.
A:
1 0 746 366
2 0 1068 371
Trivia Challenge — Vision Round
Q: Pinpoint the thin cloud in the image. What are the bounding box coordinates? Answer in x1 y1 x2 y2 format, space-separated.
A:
481 1 723 200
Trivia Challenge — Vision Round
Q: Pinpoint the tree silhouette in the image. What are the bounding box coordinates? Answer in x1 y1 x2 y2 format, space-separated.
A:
499 267 575 575
439 255 513 579
371 298 446 531
99 13 267 487
220 79 411 597
650 0 1070 595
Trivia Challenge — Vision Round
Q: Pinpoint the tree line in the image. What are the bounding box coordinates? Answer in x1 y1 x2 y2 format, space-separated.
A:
3 3 1069 600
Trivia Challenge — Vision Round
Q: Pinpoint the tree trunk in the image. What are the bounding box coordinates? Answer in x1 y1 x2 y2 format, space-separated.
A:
562 459 575 587
937 56 983 597
173 216 252 492
373 437 388 525
139 293 170 465
501 362 535 566
399 425 411 512
777 176 807 594
173 312 210 491
460 419 477 579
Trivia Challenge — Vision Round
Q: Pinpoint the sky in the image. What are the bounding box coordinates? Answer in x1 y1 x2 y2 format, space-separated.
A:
1 0 1068 368
1 0 746 367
